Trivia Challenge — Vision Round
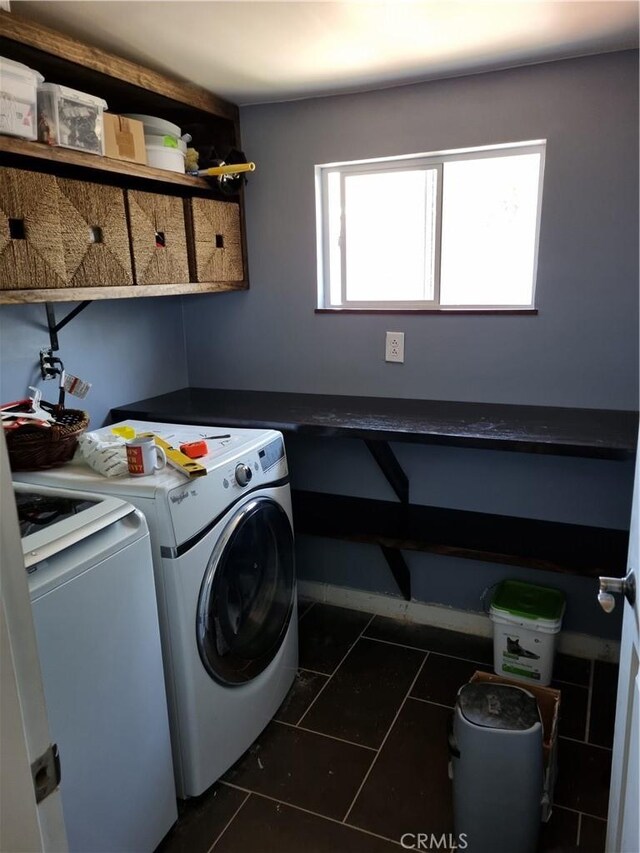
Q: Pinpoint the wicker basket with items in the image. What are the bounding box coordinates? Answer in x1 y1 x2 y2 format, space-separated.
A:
2 387 89 471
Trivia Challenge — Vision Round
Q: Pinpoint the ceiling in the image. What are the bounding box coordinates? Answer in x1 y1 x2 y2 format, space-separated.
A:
11 1 640 105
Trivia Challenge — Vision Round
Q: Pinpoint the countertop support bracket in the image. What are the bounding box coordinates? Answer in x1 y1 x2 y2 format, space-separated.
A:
380 545 412 601
365 439 409 504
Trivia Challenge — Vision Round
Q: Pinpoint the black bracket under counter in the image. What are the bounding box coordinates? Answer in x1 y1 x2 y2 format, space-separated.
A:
365 439 409 504
364 439 411 598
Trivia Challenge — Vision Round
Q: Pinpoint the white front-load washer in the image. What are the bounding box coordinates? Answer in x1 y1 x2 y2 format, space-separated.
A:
15 420 298 798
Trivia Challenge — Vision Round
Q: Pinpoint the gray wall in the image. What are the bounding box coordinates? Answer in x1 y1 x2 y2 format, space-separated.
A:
182 51 639 639
185 51 638 410
0 298 188 427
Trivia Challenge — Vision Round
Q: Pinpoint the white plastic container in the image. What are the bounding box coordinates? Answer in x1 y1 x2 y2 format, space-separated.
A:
490 580 565 687
37 83 107 155
0 56 43 140
121 114 185 173
123 113 181 138
145 142 185 173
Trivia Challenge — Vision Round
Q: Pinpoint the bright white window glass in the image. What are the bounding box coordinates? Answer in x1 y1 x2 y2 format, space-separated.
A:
343 169 437 302
439 153 541 306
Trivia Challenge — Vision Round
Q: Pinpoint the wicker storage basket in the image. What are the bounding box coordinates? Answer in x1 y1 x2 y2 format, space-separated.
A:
0 169 133 289
0 168 67 290
189 198 243 282
127 189 189 285
56 177 133 287
6 409 89 471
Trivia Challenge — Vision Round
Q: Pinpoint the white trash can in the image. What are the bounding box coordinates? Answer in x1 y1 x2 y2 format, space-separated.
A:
490 580 565 687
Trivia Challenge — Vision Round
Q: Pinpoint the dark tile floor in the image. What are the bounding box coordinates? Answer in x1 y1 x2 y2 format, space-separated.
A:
157 601 618 853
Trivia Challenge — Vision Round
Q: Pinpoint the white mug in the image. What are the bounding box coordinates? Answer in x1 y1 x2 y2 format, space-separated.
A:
126 436 167 477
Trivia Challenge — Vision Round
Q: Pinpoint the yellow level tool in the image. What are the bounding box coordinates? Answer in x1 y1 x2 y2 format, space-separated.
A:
195 162 256 177
139 433 208 479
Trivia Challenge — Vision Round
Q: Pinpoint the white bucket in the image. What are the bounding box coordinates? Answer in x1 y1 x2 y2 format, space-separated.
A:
145 143 185 173
490 581 565 687
123 113 181 138
145 133 186 154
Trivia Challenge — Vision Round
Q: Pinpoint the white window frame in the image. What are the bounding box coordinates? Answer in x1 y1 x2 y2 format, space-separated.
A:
315 140 546 312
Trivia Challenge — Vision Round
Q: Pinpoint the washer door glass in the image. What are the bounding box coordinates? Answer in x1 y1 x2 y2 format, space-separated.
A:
197 496 295 685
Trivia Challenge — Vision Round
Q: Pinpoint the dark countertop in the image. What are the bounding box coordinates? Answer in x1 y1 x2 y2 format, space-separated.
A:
110 388 638 460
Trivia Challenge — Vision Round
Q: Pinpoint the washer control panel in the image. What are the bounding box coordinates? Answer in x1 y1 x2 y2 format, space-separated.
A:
258 437 285 472
221 438 288 493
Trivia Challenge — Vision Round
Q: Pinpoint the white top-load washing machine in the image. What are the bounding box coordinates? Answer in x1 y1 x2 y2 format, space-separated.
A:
15 420 298 798
14 483 177 852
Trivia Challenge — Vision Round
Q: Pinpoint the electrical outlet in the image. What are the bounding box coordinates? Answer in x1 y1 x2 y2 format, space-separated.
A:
385 331 405 363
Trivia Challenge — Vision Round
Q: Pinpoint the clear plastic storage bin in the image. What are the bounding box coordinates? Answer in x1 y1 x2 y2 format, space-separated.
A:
37 83 107 155
0 56 43 140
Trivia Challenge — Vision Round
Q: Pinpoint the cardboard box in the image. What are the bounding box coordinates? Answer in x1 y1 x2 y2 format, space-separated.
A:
103 113 147 164
469 670 560 823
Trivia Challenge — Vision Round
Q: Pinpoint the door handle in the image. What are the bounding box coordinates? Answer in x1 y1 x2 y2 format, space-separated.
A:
598 570 636 613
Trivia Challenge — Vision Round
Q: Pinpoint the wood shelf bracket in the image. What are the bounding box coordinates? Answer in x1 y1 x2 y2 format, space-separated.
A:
40 300 92 379
365 439 409 504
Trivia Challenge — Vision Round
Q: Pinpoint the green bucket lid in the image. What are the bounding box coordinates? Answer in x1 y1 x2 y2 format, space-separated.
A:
492 580 565 622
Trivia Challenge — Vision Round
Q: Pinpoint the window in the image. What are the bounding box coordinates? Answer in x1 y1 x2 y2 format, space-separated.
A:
316 141 545 311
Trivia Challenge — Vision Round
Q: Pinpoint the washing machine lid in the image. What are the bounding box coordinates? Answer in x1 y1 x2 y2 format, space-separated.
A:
13 483 135 569
196 495 295 686
458 683 540 731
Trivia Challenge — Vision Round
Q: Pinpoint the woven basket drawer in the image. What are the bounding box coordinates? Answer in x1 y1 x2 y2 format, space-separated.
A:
189 198 244 282
0 168 66 289
56 177 133 287
0 169 133 289
127 190 189 285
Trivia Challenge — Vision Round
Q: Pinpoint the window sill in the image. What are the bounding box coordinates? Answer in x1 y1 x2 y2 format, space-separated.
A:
315 308 538 316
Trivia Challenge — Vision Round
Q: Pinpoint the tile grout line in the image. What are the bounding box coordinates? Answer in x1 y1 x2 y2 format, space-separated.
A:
298 600 316 623
554 676 592 689
298 665 332 677
219 781 405 848
584 658 595 743
408 694 455 711
342 651 431 825
296 613 376 727
362 633 591 688
206 790 251 853
274 718 378 752
558 734 612 752
549 802 608 822
361 633 493 669
576 811 583 847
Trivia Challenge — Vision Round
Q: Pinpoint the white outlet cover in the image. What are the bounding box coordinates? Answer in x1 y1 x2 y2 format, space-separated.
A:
385 331 405 363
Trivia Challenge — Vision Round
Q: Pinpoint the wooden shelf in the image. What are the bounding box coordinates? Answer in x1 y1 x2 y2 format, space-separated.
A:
0 281 247 304
292 490 630 578
0 11 250 304
0 136 212 191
